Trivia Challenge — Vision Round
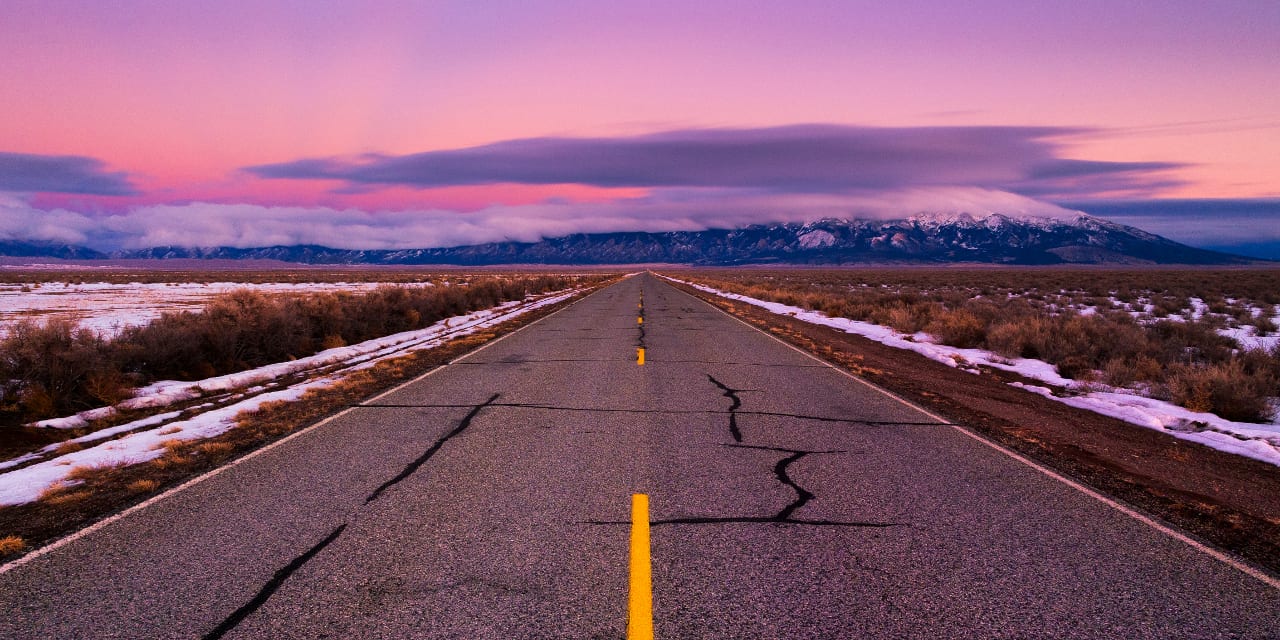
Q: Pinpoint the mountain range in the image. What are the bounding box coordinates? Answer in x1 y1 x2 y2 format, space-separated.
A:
0 214 1254 265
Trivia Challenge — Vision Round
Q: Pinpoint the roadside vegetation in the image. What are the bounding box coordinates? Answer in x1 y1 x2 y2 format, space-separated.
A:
0 290 593 560
0 274 593 429
0 266 596 285
672 268 1280 423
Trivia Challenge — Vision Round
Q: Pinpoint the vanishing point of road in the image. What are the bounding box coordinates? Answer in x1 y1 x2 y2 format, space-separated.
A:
1 274 1277 638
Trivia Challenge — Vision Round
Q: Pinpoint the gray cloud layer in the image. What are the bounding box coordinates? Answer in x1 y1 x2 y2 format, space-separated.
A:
247 124 1182 199
0 188 1078 252
0 152 137 195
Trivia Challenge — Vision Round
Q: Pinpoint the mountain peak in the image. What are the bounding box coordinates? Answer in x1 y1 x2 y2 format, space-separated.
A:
0 214 1253 266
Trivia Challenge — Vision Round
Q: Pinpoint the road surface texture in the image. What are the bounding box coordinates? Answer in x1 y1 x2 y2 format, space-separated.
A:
1 273 1277 638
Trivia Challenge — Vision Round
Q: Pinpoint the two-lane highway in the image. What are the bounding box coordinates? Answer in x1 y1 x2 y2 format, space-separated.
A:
1 273 1276 638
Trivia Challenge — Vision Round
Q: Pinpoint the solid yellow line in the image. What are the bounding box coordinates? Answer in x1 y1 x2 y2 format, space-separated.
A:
637 347 645 366
629 493 654 640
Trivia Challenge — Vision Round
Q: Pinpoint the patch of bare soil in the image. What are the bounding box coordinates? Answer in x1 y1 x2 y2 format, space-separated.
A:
673 281 1280 577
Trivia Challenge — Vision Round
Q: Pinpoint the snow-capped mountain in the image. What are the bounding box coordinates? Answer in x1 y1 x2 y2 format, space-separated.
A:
1 213 1254 265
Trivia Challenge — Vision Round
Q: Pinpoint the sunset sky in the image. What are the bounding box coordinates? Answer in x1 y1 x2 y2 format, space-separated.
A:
2 1 1277 256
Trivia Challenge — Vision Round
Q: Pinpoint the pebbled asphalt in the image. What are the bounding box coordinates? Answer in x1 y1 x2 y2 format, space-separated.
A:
0 273 1276 639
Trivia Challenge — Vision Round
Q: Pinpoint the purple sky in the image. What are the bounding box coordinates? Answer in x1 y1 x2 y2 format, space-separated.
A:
0 1 1277 254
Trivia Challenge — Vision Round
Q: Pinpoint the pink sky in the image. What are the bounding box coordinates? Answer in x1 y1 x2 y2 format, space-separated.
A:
2 1 1277 208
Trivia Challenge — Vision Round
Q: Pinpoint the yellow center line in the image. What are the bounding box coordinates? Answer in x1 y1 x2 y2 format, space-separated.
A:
629 493 654 640
636 347 645 366
638 315 644 324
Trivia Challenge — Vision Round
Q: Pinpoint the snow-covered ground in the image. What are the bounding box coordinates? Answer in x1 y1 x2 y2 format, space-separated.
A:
0 287 581 505
665 277 1280 468
0 280 436 337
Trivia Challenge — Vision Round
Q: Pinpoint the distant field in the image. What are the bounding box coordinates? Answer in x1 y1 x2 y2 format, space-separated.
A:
0 268 611 336
670 267 1280 427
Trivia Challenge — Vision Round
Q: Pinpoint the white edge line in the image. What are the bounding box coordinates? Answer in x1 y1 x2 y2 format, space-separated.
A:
658 273 1280 590
0 282 610 575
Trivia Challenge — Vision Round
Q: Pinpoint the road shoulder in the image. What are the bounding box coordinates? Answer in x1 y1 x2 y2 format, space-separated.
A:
665 278 1280 577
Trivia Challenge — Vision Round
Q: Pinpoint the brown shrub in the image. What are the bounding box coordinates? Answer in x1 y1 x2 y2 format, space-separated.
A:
85 369 134 405
0 535 25 556
985 318 1054 360
127 479 159 493
1168 360 1275 423
0 318 115 420
926 310 986 349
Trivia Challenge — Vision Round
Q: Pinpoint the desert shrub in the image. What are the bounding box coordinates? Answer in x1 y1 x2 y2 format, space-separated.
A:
985 316 1056 360
1103 355 1164 387
926 309 986 348
1250 314 1277 336
1146 320 1237 366
0 318 117 419
1167 360 1276 423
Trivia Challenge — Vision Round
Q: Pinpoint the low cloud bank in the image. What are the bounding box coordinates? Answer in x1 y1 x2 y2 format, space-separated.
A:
1061 199 1280 260
2 187 1079 252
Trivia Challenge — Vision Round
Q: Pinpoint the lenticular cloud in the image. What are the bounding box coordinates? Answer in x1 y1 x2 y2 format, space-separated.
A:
246 124 1180 198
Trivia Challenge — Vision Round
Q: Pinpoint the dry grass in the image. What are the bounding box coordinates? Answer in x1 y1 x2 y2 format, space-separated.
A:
126 479 159 493
155 438 187 452
67 463 122 482
53 440 85 455
147 451 189 471
197 442 234 457
39 488 93 506
0 535 24 556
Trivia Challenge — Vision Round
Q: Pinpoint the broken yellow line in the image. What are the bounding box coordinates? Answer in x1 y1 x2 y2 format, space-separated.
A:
637 348 645 366
629 493 653 640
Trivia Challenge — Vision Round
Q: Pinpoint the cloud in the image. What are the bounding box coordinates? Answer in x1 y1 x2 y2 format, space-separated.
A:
0 152 137 195
1060 199 1280 245
0 187 1079 252
0 194 99 244
246 124 1182 199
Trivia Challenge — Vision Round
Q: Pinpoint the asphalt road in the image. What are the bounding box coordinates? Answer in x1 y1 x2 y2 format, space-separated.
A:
1 273 1277 639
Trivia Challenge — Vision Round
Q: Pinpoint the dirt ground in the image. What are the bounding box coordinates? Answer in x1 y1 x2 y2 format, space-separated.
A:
671 281 1280 577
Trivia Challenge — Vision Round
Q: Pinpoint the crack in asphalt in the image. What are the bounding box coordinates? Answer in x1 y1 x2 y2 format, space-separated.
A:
351 402 949 427
202 524 348 640
588 444 900 529
727 443 842 521
707 374 745 442
365 393 501 505
202 394 501 639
